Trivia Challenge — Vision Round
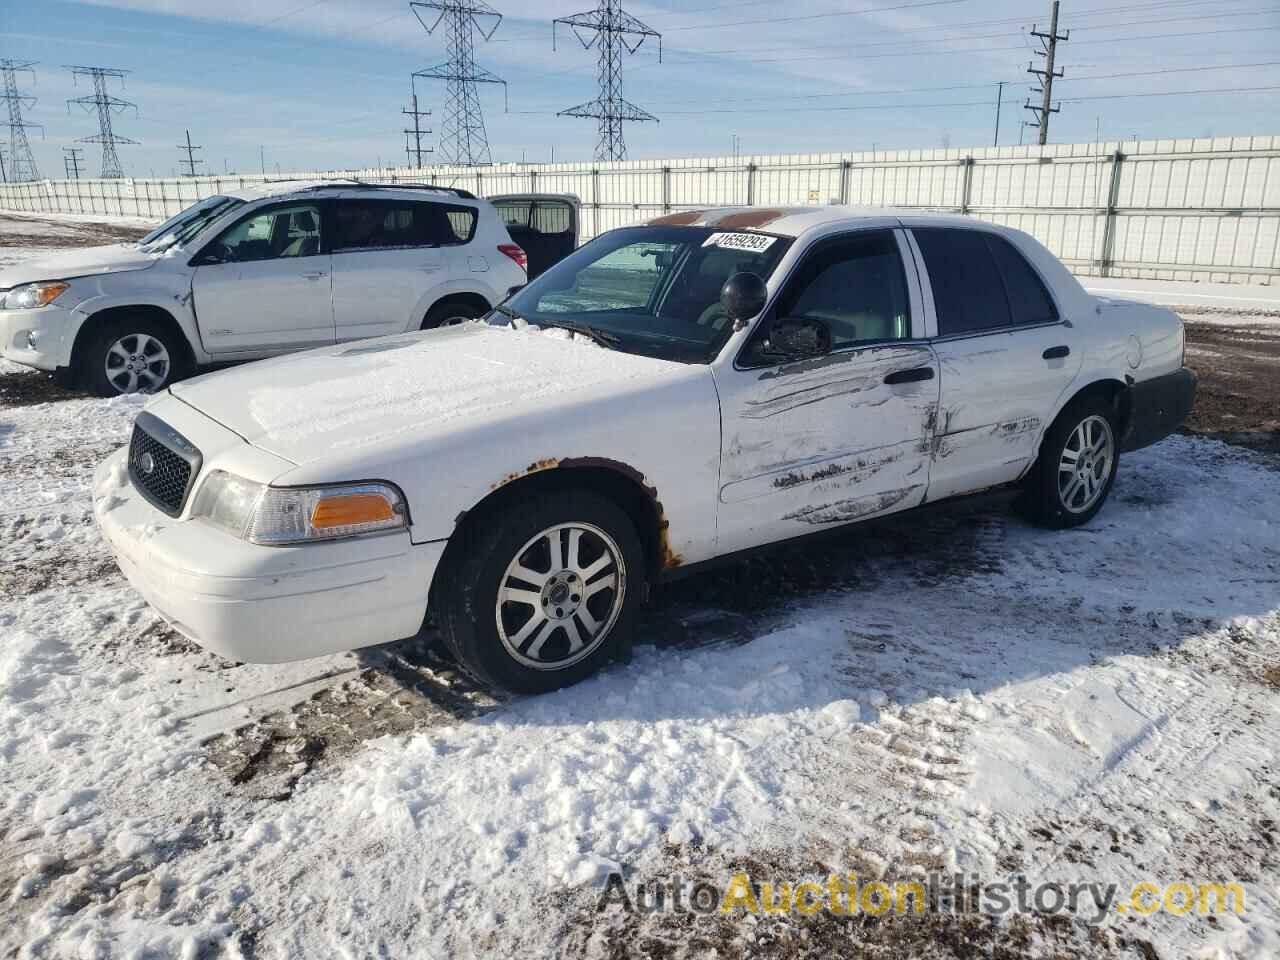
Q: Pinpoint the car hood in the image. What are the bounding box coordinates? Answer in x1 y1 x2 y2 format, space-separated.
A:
0 243 160 288
169 323 695 466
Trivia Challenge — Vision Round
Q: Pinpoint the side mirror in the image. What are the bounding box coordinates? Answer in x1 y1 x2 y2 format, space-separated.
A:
720 272 768 324
766 317 832 359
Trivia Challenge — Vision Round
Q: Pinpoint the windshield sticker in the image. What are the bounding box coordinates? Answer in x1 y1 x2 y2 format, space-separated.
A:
702 232 777 253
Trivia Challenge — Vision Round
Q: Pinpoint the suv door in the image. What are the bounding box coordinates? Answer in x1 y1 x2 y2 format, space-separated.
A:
714 226 940 554
907 225 1083 502
489 195 580 279
189 201 333 354
331 198 478 340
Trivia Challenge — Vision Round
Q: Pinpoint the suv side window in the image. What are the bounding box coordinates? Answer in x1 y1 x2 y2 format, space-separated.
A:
912 228 1012 335
332 200 477 252
775 230 911 349
213 204 322 263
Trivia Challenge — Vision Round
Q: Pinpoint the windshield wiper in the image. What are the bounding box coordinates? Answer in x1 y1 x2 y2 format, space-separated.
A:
538 320 622 350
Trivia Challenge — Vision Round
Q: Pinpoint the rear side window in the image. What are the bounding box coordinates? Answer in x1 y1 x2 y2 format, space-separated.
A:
913 228 1011 335
915 228 1059 335
333 200 477 251
987 235 1058 325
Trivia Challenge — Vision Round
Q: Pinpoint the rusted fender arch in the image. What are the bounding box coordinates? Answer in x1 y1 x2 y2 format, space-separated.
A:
473 455 684 572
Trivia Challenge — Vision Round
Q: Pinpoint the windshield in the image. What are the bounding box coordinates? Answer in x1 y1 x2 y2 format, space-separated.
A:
500 225 792 363
139 195 245 252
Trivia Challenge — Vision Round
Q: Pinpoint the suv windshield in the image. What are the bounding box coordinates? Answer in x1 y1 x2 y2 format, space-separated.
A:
139 195 245 252
500 225 792 363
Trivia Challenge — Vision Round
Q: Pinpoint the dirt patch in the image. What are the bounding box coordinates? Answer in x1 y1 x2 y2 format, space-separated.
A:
0 369 83 407
0 214 150 249
1263 665 1280 690
1180 312 1280 455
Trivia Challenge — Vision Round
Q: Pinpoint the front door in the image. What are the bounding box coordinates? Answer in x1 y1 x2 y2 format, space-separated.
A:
906 226 1083 502
715 227 940 555
191 202 333 354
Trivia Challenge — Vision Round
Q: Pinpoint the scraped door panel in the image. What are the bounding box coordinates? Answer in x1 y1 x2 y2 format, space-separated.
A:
716 344 940 553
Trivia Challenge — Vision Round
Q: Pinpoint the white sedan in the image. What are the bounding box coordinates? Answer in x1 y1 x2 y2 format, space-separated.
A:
93 206 1196 693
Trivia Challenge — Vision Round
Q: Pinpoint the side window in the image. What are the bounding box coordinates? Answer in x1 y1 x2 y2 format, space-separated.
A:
214 204 321 263
493 200 531 230
987 235 1058 326
913 228 1012 335
534 241 679 314
776 230 911 349
332 201 477 251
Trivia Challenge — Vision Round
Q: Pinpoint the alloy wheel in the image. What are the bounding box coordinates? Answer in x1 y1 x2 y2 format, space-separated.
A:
104 333 171 394
1057 414 1115 514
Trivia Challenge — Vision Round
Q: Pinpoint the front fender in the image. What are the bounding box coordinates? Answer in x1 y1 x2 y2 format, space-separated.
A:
70 287 206 364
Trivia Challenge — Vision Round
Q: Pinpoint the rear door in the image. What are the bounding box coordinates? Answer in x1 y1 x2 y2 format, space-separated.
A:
331 198 478 341
490 195 580 278
907 225 1082 501
190 201 334 354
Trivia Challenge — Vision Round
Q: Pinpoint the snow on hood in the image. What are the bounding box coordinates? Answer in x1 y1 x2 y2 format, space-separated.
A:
0 243 159 288
169 323 688 465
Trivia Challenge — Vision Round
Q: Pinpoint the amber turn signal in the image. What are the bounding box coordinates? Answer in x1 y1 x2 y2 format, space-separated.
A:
310 492 397 529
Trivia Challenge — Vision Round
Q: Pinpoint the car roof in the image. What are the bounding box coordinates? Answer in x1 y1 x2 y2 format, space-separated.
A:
222 180 479 204
644 205 986 238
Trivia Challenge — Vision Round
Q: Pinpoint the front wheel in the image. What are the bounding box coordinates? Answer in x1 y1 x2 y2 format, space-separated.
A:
81 317 184 397
1021 396 1119 528
433 488 644 694
421 300 486 330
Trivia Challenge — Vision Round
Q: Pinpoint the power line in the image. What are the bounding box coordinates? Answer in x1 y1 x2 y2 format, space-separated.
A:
66 65 139 179
411 1 507 167
554 1 662 161
177 129 203 176
0 59 42 183
663 0 973 31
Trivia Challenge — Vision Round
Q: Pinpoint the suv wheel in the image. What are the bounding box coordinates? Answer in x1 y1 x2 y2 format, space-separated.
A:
422 300 486 329
433 488 644 694
81 317 185 397
1021 395 1119 528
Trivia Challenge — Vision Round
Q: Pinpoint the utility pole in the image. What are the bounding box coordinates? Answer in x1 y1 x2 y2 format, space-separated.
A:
994 81 1005 146
177 129 203 176
260 145 266 176
66 66 138 178
553 0 661 162
1 59 43 182
411 1 507 167
0 147 7 183
62 146 84 179
402 87 433 167
1024 0 1067 146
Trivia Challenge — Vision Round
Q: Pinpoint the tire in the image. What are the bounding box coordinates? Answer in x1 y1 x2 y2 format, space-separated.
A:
421 299 487 330
1020 394 1119 528
433 488 644 694
80 316 185 397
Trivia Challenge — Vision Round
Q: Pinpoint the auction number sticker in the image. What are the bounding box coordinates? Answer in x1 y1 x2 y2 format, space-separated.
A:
702 232 777 253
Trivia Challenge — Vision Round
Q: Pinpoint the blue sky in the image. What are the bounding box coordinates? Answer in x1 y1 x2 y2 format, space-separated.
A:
2 0 1279 177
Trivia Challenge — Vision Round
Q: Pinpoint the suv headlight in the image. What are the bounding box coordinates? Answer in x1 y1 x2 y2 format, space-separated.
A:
2 281 70 310
191 471 408 545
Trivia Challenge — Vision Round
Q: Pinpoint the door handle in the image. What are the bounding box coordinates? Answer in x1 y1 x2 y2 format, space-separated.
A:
301 270 327 280
884 366 935 385
1043 345 1070 360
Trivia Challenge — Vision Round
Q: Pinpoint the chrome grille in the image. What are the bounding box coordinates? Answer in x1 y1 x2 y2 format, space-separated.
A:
128 412 202 517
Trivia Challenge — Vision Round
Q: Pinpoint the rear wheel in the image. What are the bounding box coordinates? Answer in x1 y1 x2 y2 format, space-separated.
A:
80 317 185 397
1021 396 1119 528
421 299 486 329
433 488 644 694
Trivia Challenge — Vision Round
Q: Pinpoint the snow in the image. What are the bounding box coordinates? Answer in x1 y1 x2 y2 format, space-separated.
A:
1084 277 1280 315
1 233 1278 958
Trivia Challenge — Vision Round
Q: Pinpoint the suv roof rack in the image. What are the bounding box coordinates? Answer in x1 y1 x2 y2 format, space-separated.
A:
321 179 478 201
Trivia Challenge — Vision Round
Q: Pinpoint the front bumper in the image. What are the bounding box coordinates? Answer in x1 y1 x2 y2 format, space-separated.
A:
92 448 444 663
0 303 79 371
1121 367 1198 453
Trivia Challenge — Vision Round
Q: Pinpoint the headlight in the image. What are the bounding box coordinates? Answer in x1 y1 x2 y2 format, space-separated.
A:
3 281 70 310
191 471 408 545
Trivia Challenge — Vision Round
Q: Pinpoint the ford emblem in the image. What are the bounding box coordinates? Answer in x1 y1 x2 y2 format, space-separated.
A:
138 452 156 476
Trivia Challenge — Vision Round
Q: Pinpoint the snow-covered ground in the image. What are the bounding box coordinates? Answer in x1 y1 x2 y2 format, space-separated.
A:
1084 277 1280 316
1 227 1278 958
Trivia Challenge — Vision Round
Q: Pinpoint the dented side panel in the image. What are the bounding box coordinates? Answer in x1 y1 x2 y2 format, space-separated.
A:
713 344 940 552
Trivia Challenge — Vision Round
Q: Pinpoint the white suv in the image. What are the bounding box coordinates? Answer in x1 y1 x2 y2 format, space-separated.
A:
0 182 575 395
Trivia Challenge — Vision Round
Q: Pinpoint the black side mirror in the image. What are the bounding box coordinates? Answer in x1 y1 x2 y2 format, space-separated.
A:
721 272 768 324
766 317 832 359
